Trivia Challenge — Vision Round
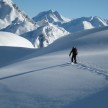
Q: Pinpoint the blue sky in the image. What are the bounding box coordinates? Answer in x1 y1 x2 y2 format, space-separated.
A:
12 0 108 19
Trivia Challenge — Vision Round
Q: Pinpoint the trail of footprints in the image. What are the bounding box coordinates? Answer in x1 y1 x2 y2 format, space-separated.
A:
76 62 108 79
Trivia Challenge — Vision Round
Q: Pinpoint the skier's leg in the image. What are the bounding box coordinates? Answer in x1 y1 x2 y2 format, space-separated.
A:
74 55 77 63
72 55 74 62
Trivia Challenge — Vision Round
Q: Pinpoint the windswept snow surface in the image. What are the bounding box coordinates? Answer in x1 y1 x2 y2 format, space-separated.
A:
0 32 34 48
0 27 108 108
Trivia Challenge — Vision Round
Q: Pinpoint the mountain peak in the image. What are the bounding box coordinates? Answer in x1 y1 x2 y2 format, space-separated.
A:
33 10 71 24
0 0 37 34
47 9 54 13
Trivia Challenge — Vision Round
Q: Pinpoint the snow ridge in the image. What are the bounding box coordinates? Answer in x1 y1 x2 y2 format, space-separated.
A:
62 16 108 32
22 21 69 48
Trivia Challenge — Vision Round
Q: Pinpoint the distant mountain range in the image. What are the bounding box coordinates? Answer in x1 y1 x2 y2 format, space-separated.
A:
0 0 108 48
62 16 108 32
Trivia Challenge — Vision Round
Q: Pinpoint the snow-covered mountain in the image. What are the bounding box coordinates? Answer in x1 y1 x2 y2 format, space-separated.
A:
0 31 34 48
0 0 69 48
62 16 108 32
22 21 69 48
0 0 108 48
32 10 71 26
33 10 108 33
31 10 107 48
0 0 38 35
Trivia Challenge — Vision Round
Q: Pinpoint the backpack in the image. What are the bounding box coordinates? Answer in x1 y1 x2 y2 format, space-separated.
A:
72 48 78 55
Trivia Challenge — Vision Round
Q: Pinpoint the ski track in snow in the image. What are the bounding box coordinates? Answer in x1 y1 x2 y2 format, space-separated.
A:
0 62 70 80
0 62 108 81
75 62 108 80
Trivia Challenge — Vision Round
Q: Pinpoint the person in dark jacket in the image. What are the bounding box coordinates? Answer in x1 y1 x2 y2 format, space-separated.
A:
69 47 78 63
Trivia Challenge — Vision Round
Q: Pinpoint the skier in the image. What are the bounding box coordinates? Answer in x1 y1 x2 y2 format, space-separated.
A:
69 47 78 63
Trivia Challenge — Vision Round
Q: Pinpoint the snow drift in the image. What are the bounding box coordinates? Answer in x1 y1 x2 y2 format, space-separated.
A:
0 31 34 48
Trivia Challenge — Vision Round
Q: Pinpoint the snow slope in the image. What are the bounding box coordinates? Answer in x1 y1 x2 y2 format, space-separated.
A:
0 26 108 108
0 31 34 48
0 46 35 67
